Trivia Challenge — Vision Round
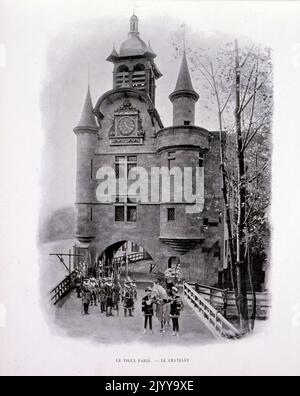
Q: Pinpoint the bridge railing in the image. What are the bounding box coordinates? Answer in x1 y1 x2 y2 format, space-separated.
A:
50 271 76 305
183 282 241 339
112 250 151 266
191 282 270 320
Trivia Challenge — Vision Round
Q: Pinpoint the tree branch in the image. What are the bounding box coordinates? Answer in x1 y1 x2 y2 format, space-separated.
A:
242 112 269 151
240 45 255 68
239 68 272 114
240 63 256 111
246 161 269 184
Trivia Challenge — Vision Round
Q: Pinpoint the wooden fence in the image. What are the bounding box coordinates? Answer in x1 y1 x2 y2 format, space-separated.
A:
193 283 270 319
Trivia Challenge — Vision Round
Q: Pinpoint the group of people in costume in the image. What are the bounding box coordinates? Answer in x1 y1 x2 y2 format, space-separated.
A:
74 270 137 317
74 268 184 336
142 278 184 336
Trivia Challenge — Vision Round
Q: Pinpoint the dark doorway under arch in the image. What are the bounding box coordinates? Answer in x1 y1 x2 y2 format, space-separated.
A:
96 240 155 282
168 256 180 269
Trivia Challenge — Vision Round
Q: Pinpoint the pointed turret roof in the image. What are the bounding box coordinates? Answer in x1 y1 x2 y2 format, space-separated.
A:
169 51 199 102
106 45 119 62
146 40 157 58
75 85 98 130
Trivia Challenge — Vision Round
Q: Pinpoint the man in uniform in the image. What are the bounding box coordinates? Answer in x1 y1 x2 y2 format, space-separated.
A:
142 287 154 335
81 278 91 315
122 281 135 317
74 270 83 298
169 286 184 336
89 277 98 306
98 277 106 313
104 278 114 317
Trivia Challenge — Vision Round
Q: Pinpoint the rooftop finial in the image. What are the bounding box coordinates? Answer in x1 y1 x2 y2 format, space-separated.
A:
130 12 139 34
181 22 186 52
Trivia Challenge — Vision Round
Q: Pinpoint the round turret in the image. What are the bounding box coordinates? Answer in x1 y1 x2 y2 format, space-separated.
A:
169 51 199 126
73 85 99 244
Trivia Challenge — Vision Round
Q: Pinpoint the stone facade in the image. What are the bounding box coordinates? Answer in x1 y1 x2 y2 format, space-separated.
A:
73 15 226 285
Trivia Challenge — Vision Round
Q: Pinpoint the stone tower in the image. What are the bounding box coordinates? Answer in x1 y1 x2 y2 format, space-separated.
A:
73 15 226 286
157 51 210 254
169 51 199 126
73 85 98 244
106 13 162 104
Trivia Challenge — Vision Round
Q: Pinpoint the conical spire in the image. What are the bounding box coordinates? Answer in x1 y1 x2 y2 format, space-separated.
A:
75 85 98 130
112 44 118 55
170 51 199 102
146 40 157 58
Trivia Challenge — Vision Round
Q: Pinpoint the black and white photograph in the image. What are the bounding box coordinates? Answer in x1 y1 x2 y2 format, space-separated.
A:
1 0 300 377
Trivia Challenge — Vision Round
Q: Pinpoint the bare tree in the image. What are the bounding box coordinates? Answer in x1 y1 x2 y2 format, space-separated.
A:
171 33 272 333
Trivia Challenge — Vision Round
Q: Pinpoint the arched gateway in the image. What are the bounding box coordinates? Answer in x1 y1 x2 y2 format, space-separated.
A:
73 14 227 286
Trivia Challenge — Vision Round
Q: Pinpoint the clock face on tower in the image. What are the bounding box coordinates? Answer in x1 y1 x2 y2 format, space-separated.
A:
109 99 144 145
117 116 136 136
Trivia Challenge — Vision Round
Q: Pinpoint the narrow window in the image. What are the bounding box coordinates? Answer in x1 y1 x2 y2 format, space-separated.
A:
115 156 125 179
203 217 209 226
167 208 175 221
90 159 93 179
115 206 125 222
90 207 93 221
199 153 204 168
127 155 137 177
127 206 137 222
131 242 139 252
168 152 175 170
115 163 120 179
219 211 222 224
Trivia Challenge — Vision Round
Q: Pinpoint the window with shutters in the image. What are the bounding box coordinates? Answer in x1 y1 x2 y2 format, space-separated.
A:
132 64 146 91
115 65 130 88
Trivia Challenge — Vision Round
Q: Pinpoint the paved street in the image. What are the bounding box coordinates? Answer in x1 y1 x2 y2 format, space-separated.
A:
54 283 215 345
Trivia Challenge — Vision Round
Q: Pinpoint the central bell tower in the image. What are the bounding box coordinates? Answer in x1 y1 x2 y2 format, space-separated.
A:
106 14 162 104
73 14 225 286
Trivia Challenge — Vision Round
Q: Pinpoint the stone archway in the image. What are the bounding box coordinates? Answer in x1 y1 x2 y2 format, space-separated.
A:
93 239 157 282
